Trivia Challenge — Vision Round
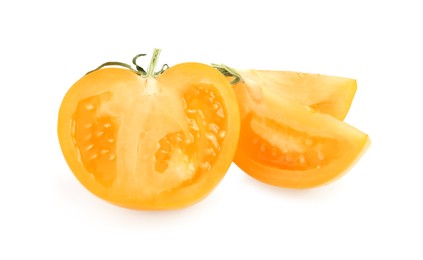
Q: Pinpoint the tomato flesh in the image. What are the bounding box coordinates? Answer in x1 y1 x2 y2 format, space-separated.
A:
236 69 357 120
58 64 240 209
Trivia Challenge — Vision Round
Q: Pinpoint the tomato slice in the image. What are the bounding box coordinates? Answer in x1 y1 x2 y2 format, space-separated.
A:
234 69 357 120
58 56 240 209
232 77 369 189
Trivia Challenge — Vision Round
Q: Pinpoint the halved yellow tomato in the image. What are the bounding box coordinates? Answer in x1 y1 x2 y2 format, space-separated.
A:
222 68 357 120
227 68 369 188
58 50 240 209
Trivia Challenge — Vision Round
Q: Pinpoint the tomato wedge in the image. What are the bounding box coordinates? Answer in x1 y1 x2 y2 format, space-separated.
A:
235 90 369 188
222 68 357 120
58 50 240 209
219 66 369 188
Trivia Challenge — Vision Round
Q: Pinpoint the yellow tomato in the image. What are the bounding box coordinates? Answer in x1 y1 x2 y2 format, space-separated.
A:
58 50 240 209
234 89 369 188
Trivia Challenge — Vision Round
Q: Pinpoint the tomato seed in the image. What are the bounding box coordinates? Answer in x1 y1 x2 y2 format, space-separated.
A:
218 130 226 139
85 104 95 111
85 144 94 151
299 155 306 165
96 131 105 137
100 149 109 155
305 138 313 146
317 151 325 161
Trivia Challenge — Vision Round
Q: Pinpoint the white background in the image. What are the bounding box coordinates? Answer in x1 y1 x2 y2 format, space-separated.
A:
1 0 422 259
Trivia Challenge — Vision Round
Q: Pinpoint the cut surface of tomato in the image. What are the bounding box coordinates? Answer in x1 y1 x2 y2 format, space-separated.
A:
233 69 357 120
233 79 369 189
58 56 240 209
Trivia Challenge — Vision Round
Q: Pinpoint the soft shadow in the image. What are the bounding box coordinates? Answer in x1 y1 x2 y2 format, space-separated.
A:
239 170 346 201
54 172 218 227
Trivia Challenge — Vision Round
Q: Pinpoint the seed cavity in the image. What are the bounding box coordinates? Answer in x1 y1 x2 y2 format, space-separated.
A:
73 93 117 186
244 114 340 171
154 84 226 177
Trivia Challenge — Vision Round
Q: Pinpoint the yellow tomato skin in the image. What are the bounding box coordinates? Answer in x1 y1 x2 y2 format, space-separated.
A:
58 63 240 209
232 74 369 189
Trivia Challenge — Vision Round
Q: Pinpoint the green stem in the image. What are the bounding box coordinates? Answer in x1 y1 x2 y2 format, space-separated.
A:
86 61 141 75
211 64 242 84
86 49 168 77
144 48 161 78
